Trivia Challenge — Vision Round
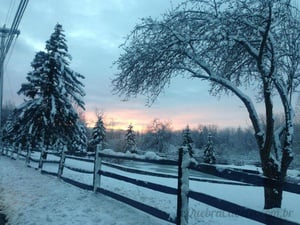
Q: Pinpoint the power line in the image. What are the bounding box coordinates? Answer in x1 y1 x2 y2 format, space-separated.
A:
0 0 30 151
4 0 17 26
4 35 19 102
4 0 29 57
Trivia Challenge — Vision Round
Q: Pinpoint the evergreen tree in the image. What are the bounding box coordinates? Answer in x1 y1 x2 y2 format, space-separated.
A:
182 125 193 157
10 23 85 150
203 133 216 164
70 121 88 154
18 51 48 99
2 114 14 145
125 124 137 153
91 115 106 150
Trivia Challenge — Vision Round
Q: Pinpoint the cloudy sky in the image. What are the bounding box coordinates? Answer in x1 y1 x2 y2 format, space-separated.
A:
1 0 270 131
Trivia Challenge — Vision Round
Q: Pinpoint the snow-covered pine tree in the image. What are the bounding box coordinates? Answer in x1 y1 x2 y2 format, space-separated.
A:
124 124 137 153
2 114 14 146
18 51 48 99
70 121 88 154
182 125 193 157
203 133 216 164
10 23 85 152
91 115 106 150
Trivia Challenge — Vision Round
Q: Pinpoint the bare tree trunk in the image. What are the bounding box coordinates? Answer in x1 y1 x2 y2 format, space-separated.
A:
264 184 282 209
261 156 282 209
261 147 293 209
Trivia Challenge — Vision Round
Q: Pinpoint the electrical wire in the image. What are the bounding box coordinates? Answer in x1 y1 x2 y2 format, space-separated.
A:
4 35 18 70
4 37 18 102
1 0 29 107
4 35 18 103
4 0 29 57
4 0 17 26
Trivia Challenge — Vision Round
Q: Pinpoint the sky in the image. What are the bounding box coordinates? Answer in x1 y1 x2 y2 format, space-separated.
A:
0 0 290 132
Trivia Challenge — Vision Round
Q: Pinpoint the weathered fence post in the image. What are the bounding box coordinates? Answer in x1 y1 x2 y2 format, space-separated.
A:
26 146 32 167
176 146 190 225
10 145 14 158
93 144 102 192
58 146 67 178
5 145 8 155
16 144 21 160
38 146 46 169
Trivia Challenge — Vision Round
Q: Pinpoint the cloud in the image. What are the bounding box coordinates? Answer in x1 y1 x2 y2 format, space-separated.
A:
1 0 255 131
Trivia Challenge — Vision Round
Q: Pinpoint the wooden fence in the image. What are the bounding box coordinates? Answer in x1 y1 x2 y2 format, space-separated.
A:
1 145 300 225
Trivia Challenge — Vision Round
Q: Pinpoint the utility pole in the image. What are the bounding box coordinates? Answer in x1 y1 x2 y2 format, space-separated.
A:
0 25 20 151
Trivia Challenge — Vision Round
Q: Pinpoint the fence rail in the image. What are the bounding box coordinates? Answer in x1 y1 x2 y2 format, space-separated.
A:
98 187 177 224
100 170 178 195
1 145 300 225
190 163 300 194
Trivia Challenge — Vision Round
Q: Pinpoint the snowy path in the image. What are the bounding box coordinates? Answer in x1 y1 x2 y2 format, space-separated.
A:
0 156 168 225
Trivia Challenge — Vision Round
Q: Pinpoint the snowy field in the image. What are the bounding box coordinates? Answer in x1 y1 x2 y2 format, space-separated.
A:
0 153 299 225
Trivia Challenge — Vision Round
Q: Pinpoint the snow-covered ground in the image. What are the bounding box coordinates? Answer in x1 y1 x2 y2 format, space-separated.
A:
0 156 167 225
0 153 299 225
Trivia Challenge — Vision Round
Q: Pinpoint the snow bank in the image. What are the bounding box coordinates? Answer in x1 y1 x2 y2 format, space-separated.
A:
101 149 162 160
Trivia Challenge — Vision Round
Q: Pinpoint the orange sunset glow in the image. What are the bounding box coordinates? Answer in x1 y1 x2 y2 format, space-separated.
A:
85 110 147 132
84 105 251 133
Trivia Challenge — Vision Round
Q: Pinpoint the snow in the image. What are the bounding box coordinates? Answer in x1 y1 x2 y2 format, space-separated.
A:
0 156 165 225
180 147 190 225
0 152 300 225
101 149 162 160
144 151 162 160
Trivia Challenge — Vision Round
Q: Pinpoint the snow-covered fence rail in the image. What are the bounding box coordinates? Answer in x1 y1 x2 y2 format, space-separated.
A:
188 190 299 225
94 148 181 224
185 163 300 225
62 155 94 174
189 163 300 195
101 161 178 179
94 149 300 225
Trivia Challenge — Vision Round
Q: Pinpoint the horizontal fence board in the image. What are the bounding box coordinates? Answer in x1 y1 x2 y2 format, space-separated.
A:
102 161 251 187
99 152 178 166
29 157 40 163
190 163 266 186
190 163 300 194
97 187 176 224
42 160 60 164
102 161 178 179
61 177 93 191
100 170 178 195
189 177 254 186
189 190 300 225
64 164 94 174
19 153 27 158
283 182 300 194
41 170 58 177
65 155 94 163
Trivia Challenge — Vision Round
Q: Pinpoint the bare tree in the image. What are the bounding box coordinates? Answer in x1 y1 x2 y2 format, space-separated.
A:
142 119 173 153
113 0 300 209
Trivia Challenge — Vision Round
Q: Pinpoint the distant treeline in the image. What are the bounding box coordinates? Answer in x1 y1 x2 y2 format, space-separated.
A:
2 102 300 168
